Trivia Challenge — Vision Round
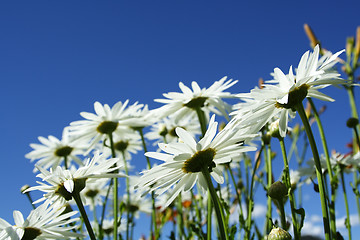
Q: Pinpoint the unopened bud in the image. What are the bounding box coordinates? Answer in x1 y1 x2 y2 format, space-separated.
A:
346 37 355 61
267 227 292 240
354 26 360 62
269 120 281 139
346 117 359 128
304 23 320 49
20 185 30 194
268 181 288 201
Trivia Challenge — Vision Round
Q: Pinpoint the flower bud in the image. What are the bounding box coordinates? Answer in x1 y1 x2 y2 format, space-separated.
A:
346 117 359 128
267 227 292 240
304 23 320 49
268 181 288 201
269 120 282 139
20 184 30 194
346 37 355 61
354 26 360 63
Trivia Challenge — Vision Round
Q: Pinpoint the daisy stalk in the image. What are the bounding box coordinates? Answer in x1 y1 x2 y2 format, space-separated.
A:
107 132 119 240
278 138 300 240
308 98 338 236
263 139 273 234
136 127 158 239
71 181 97 240
295 102 331 240
193 106 215 240
244 146 263 240
339 166 352 240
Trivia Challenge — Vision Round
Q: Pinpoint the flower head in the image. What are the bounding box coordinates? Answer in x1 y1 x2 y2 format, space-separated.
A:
25 128 87 172
68 100 145 154
0 203 82 240
233 45 345 137
136 115 256 209
153 77 238 121
26 152 125 206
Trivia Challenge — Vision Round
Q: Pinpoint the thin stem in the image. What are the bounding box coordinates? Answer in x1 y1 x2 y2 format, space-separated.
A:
122 151 130 240
99 178 113 240
295 103 331 240
64 156 68 170
245 146 263 239
340 168 352 240
176 195 185 239
264 144 273 234
202 166 229 240
108 133 119 240
206 192 212 240
73 191 97 240
227 164 245 228
137 128 158 239
279 138 300 240
23 191 36 210
195 107 207 137
308 98 337 237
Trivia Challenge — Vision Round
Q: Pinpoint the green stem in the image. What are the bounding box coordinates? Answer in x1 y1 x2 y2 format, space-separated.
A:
227 164 245 229
353 126 360 150
99 179 113 240
137 128 158 239
202 166 229 240
108 133 119 240
264 144 273 234
279 138 300 240
122 151 130 240
244 146 263 239
277 198 287 230
340 168 352 240
64 156 68 170
295 103 331 240
73 191 97 240
308 98 337 237
176 194 185 239
207 191 212 240
24 191 36 210
195 107 207 137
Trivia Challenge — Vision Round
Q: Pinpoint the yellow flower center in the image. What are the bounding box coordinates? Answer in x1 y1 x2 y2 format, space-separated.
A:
275 84 309 110
96 121 119 134
54 146 73 157
182 148 216 173
21 227 42 240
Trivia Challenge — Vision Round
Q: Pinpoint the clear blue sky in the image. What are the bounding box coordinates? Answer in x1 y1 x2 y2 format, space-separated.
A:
1 1 359 238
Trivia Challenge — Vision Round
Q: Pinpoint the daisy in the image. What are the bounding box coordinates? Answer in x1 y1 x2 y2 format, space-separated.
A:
145 114 201 146
25 128 87 172
26 151 125 206
234 45 345 137
136 115 257 209
68 100 144 154
101 129 142 162
0 202 82 240
153 77 238 122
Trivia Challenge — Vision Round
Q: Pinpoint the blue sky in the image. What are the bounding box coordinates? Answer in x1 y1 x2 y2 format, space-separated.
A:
1 1 360 238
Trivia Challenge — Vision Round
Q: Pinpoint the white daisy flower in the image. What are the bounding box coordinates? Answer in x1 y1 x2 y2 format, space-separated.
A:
68 100 144 154
25 128 87 172
136 115 257 210
101 129 142 162
234 45 345 137
145 114 201 146
0 202 82 240
120 176 152 217
81 178 110 211
153 77 238 121
26 151 125 206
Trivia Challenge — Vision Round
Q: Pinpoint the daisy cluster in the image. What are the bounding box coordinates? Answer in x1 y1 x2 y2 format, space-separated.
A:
1 41 359 240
